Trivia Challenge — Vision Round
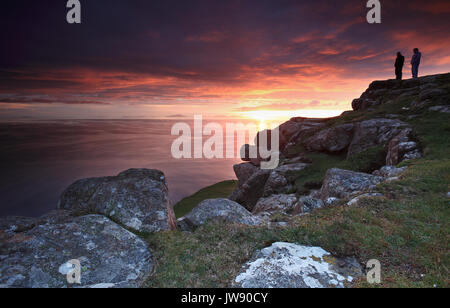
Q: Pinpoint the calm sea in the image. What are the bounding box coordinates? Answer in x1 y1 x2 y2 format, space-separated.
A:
0 119 264 217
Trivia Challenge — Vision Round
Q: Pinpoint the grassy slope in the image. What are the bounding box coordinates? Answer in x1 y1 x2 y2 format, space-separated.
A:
173 180 238 218
146 91 449 288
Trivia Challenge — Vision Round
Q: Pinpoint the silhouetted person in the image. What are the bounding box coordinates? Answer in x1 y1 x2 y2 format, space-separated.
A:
411 48 422 78
395 52 405 80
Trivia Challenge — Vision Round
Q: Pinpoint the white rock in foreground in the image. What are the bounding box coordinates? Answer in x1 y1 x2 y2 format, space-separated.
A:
234 242 362 288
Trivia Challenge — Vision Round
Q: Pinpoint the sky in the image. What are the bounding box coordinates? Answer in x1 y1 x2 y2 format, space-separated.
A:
1 0 450 122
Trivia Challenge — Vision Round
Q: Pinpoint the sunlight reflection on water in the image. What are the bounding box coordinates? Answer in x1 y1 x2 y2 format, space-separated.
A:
0 119 276 217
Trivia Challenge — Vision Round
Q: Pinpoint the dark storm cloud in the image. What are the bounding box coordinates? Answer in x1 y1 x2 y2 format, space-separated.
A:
1 0 450 105
0 94 110 105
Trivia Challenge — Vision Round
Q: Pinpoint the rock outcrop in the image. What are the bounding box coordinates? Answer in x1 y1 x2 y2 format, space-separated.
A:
320 168 384 203
229 168 272 211
347 119 409 157
263 163 309 196
304 124 354 153
234 242 362 288
230 163 309 211
386 128 421 165
0 212 153 288
351 73 450 111
58 169 175 233
177 199 261 231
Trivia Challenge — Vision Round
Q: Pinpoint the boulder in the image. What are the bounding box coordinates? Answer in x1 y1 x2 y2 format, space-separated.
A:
347 119 409 157
263 163 309 196
297 196 324 213
230 163 309 211
373 166 407 178
252 194 300 215
351 98 363 111
177 199 261 231
386 128 421 165
252 194 324 217
0 213 153 288
351 98 380 111
304 124 354 153
229 169 272 211
234 242 362 288
402 149 422 161
286 120 327 148
320 168 384 201
279 120 302 144
58 169 175 233
233 163 258 187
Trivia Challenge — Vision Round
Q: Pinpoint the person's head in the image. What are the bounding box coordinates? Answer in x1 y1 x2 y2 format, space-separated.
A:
413 48 419 54
397 52 402 57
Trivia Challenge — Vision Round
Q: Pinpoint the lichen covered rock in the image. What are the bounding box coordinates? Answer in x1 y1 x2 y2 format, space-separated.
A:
234 242 362 288
58 169 175 233
252 194 300 215
0 213 153 288
320 168 384 201
177 199 261 231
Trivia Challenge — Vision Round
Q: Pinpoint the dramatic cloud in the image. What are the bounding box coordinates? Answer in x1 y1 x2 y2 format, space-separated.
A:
1 0 449 119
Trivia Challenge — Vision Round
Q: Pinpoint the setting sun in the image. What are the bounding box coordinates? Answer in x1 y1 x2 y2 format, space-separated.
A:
239 109 346 128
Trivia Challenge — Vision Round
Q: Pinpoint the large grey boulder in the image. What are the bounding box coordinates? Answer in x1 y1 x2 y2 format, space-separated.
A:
58 169 175 233
0 213 153 288
320 168 384 202
234 242 362 288
347 119 409 157
177 199 261 231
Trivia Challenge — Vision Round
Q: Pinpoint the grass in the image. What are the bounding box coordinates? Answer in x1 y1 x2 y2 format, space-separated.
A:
173 180 238 218
147 159 449 288
293 145 387 195
145 90 450 288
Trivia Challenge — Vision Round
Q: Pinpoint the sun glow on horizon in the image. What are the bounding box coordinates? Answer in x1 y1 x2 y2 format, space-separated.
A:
239 109 347 128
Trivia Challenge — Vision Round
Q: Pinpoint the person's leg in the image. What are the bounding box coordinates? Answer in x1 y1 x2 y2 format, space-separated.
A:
412 64 419 78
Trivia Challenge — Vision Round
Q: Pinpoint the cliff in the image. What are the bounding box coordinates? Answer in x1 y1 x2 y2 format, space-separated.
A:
1 73 449 288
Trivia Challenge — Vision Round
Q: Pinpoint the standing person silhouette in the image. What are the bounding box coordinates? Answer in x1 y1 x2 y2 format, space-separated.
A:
411 48 422 78
395 52 405 80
